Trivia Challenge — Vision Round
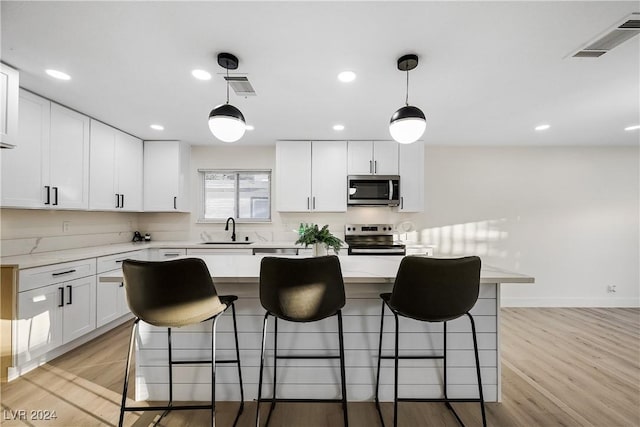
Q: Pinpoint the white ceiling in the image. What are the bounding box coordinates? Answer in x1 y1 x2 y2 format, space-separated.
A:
2 1 639 146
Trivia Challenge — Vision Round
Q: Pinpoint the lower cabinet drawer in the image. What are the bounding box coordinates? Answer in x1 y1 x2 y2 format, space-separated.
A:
19 259 97 293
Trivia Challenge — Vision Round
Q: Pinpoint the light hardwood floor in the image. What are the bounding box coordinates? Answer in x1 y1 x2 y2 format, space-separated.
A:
1 308 638 426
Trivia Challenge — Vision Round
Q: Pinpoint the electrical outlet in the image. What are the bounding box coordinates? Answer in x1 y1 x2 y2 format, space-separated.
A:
607 284 617 293
62 221 71 233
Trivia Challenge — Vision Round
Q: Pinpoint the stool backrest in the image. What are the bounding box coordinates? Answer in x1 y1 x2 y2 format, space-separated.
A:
389 256 481 322
259 255 346 322
122 258 224 327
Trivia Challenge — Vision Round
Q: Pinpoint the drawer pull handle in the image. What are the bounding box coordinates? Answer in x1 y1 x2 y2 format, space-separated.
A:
52 269 76 277
66 285 73 305
164 253 180 257
58 287 64 307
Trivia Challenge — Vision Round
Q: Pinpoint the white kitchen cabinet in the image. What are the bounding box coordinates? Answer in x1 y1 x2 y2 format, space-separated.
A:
16 260 97 365
0 90 90 209
49 103 90 209
16 283 63 365
89 120 143 211
276 140 347 212
397 140 424 212
143 140 190 212
1 90 50 208
96 250 146 327
61 275 96 343
276 141 311 211
347 141 398 175
0 63 19 148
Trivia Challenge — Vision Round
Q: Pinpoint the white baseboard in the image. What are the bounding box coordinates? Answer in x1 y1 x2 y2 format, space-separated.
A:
501 297 640 308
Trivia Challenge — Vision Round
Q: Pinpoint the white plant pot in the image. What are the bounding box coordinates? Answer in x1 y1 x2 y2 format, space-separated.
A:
313 243 328 257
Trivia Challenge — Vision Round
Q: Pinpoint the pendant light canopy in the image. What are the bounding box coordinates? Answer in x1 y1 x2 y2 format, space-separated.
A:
208 53 246 143
389 54 426 144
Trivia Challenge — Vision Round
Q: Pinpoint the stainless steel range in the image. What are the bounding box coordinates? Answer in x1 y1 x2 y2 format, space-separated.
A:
344 224 406 256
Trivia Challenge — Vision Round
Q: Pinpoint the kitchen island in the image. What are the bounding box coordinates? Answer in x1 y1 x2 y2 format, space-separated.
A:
101 255 533 403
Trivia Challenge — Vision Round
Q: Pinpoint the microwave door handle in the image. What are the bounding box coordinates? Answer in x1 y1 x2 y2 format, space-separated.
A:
389 180 393 200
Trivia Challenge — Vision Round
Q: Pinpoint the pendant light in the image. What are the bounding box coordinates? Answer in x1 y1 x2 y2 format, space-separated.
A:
208 53 246 143
389 54 426 144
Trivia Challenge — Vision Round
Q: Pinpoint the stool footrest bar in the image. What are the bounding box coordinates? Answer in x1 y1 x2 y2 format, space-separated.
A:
379 355 443 360
123 404 212 412
257 398 344 403
397 397 482 403
275 355 340 360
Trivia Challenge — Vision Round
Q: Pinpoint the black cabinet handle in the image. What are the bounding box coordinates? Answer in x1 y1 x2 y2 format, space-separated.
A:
307 197 310 209
401 196 404 209
120 194 124 208
312 197 316 209
58 287 64 307
369 160 373 174
374 161 377 174
119 282 124 288
66 285 72 305
173 196 177 210
52 269 76 277
44 186 51 205
115 193 120 208
52 187 58 206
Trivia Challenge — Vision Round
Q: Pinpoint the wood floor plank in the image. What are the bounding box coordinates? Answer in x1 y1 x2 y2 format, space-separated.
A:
1 308 638 426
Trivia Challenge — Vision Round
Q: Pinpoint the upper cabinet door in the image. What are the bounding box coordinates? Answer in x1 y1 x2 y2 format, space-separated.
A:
311 141 347 212
397 141 424 212
276 141 312 212
116 132 143 211
143 140 189 212
88 120 117 210
49 103 90 209
373 141 399 175
0 63 19 147
347 141 399 175
1 90 50 208
347 141 373 175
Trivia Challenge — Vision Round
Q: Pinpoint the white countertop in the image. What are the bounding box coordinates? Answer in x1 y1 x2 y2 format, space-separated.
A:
0 241 310 269
99 254 534 285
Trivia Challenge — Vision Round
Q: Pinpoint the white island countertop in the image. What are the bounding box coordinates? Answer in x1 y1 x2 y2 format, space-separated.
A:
100 254 534 285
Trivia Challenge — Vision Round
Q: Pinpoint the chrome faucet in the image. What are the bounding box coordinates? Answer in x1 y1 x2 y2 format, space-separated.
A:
225 217 236 242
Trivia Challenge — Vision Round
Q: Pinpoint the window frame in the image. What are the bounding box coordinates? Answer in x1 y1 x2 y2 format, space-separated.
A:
197 169 272 223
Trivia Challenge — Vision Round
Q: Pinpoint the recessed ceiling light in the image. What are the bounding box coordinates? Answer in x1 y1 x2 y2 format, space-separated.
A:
624 125 640 131
150 124 164 131
191 69 212 80
337 71 356 83
535 124 551 131
333 124 345 131
245 125 254 131
45 69 71 80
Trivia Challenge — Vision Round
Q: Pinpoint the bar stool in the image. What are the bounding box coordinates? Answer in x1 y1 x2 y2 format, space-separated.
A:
118 258 244 427
256 255 349 427
375 256 486 427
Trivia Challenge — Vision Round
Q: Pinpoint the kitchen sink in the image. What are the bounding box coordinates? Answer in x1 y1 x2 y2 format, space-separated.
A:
200 241 253 245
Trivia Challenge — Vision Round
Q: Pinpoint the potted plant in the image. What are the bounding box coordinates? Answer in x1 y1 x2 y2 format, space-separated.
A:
295 223 343 256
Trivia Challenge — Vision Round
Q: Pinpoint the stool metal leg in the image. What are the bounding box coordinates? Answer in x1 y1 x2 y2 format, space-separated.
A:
468 313 487 427
337 310 349 426
393 312 400 427
256 313 269 427
444 321 454 413
375 300 385 425
264 317 278 427
211 314 221 427
118 318 140 427
230 302 245 425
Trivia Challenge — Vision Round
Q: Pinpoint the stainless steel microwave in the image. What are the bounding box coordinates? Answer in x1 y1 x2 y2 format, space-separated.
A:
347 175 400 206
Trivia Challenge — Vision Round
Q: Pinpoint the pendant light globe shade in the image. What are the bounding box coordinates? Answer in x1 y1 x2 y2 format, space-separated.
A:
389 105 426 144
208 104 246 143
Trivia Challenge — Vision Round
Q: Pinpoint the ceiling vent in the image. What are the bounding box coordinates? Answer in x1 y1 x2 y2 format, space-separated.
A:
571 13 640 58
224 75 257 96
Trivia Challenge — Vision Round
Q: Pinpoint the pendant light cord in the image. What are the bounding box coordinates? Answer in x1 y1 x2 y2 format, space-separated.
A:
226 67 230 104
405 70 409 106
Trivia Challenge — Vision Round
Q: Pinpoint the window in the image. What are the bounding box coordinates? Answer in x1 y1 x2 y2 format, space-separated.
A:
199 170 271 222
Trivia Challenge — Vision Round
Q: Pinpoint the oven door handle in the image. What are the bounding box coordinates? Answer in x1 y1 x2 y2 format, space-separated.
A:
350 247 406 255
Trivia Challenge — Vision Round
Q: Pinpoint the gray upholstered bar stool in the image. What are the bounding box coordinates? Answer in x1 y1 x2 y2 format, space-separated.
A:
375 256 486 427
118 258 244 427
256 255 349 427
